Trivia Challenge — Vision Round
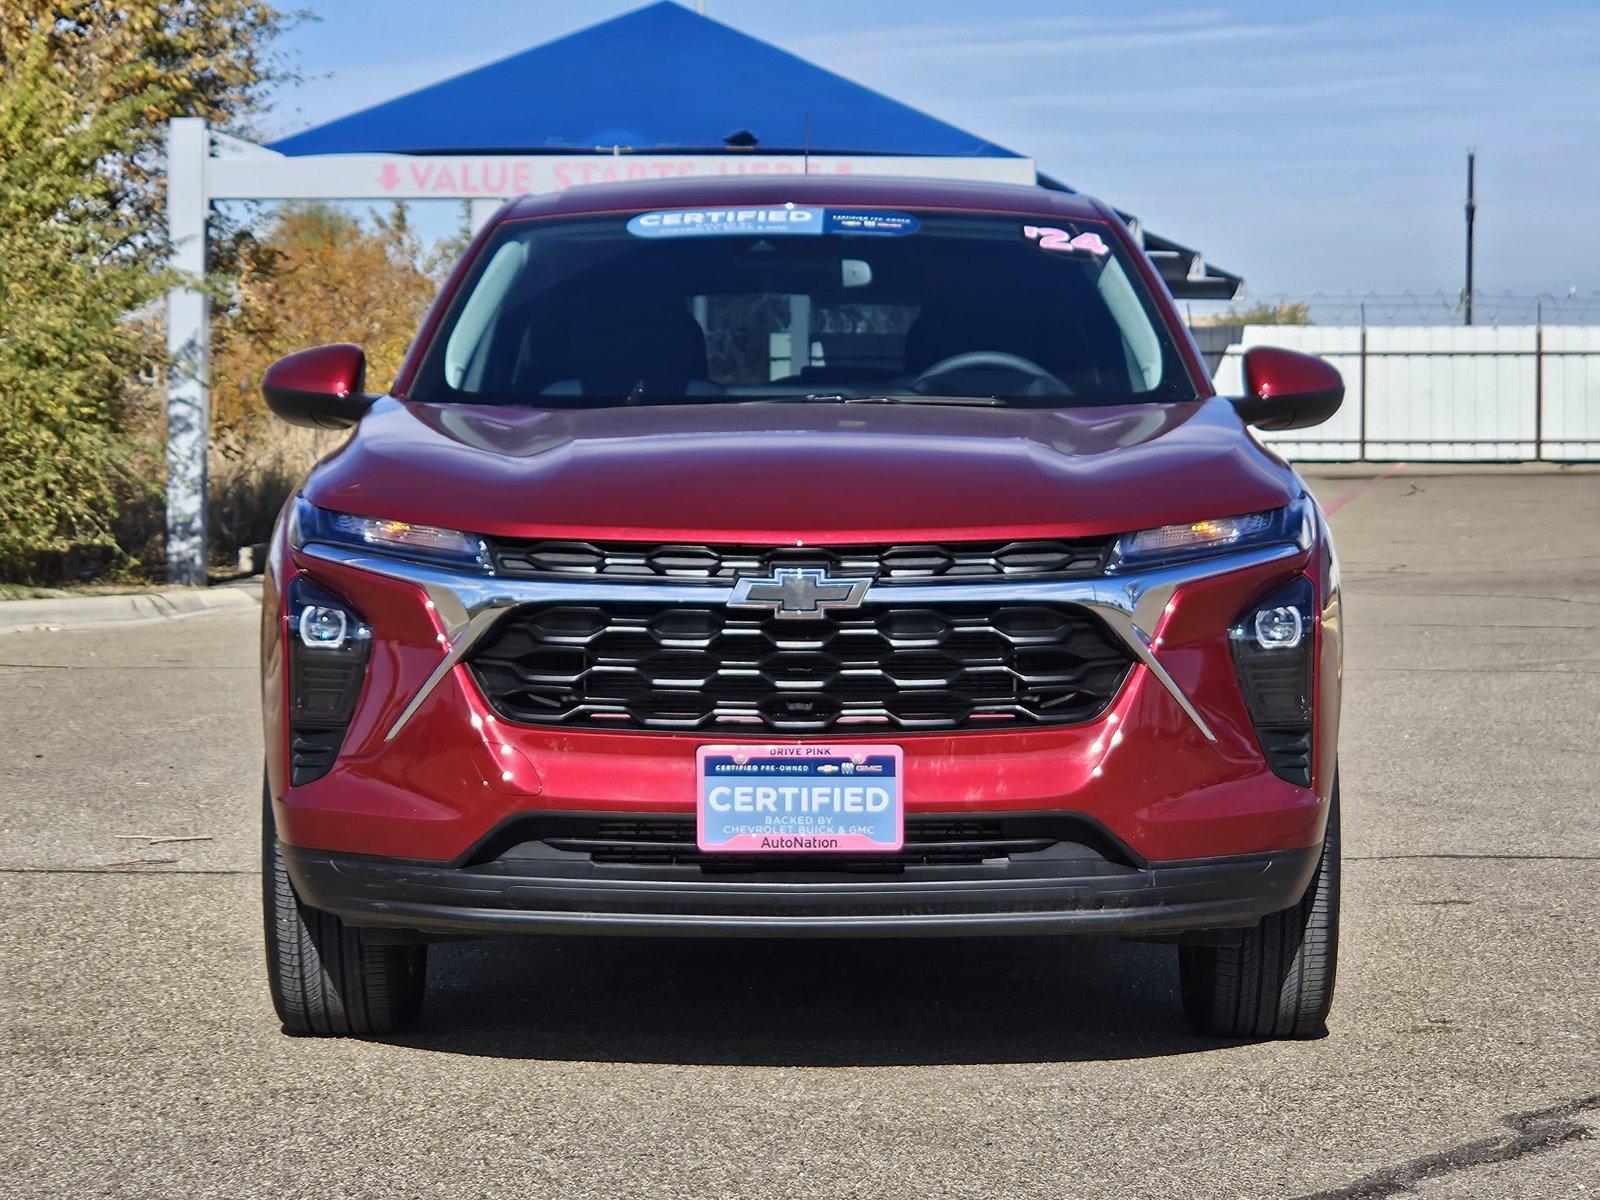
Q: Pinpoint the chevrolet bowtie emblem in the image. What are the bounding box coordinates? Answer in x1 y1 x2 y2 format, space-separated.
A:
728 567 873 619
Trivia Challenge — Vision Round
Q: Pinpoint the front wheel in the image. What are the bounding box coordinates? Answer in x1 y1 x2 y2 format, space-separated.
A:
1179 779 1340 1039
262 782 427 1036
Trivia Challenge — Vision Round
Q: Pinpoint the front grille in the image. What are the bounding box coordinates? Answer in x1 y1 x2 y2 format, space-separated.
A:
466 601 1134 734
488 538 1109 581
554 817 1043 867
485 813 1139 872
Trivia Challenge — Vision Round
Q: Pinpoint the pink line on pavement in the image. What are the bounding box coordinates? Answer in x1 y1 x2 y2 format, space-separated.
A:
1324 461 1410 516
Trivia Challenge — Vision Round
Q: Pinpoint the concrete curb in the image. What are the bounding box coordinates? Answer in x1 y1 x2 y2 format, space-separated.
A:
0 584 261 635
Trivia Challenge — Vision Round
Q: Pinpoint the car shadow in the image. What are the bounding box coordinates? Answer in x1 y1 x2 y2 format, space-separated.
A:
390 934 1234 1066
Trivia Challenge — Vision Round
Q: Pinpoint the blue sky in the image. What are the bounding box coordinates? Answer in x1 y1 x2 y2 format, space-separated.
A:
260 1 1600 301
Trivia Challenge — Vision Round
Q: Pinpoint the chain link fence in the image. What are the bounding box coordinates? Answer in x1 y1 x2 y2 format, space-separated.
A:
1184 291 1600 328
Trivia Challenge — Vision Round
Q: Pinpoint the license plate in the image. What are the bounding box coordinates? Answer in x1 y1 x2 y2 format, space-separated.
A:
696 744 904 853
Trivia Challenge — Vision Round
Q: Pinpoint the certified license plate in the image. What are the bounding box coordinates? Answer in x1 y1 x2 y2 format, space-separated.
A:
696 744 904 853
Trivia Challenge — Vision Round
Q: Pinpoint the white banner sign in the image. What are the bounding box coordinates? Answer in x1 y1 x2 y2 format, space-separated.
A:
204 151 1036 201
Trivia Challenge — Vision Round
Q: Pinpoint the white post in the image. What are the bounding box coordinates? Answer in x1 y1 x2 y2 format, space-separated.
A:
165 117 211 585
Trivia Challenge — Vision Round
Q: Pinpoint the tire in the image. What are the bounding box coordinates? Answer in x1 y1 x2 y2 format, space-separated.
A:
1179 778 1340 1040
262 782 426 1036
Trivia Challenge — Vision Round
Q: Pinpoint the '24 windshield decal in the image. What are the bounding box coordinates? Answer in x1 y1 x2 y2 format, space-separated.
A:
1023 225 1109 256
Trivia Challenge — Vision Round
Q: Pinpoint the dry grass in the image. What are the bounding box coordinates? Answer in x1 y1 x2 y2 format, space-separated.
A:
209 422 340 563
93 416 338 582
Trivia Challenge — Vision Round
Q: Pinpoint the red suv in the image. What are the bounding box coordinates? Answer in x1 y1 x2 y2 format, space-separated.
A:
259 176 1344 1040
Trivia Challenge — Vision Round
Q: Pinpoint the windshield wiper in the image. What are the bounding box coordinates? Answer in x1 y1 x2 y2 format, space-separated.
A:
794 393 1006 408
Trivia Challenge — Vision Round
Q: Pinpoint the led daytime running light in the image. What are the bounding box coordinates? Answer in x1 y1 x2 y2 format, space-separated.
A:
1122 511 1273 558
326 512 483 558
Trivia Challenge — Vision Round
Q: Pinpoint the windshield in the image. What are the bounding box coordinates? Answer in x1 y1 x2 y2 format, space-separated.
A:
409 208 1197 408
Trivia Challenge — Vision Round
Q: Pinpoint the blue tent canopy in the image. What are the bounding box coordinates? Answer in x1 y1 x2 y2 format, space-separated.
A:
270 2 1020 159
268 2 1239 298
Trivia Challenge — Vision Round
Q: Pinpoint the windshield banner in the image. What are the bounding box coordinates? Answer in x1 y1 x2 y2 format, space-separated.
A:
627 207 919 239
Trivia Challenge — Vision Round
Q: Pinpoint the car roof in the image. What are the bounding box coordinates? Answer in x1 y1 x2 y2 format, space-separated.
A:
499 174 1112 223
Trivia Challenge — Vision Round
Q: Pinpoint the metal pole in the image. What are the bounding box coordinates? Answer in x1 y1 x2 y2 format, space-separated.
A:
164 117 211 586
1463 150 1476 326
1358 308 1369 461
1534 305 1543 461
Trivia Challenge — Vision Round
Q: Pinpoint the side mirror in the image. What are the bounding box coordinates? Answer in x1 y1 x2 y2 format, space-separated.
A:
1231 346 1344 431
262 344 375 429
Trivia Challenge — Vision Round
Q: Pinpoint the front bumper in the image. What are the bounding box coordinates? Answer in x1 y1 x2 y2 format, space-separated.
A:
266 534 1336 867
282 818 1322 940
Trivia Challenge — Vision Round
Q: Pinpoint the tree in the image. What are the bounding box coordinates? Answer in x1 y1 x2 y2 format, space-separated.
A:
0 1 289 581
211 202 443 442
202 203 447 557
0 19 175 577
0 1 294 268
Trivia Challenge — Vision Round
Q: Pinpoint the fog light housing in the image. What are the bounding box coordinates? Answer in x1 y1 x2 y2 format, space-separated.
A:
1231 576 1315 785
298 605 350 649
1253 605 1304 650
286 577 371 785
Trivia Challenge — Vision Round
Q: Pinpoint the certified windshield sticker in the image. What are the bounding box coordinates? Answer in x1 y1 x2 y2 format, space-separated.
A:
824 211 920 236
627 207 823 237
1023 225 1109 256
626 207 920 239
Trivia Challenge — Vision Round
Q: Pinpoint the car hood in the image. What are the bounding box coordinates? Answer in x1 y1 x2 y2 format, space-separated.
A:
303 397 1298 543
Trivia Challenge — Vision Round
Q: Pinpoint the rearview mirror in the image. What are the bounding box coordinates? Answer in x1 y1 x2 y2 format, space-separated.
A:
1231 346 1343 431
262 344 375 429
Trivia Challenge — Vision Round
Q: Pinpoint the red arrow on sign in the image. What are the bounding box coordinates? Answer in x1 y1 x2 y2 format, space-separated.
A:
378 162 400 192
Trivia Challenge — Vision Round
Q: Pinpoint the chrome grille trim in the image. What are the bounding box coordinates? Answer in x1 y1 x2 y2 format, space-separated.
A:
487 537 1110 581
296 540 1306 745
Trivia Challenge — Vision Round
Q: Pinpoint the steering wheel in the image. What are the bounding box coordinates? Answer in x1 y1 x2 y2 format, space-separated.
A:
911 351 1072 397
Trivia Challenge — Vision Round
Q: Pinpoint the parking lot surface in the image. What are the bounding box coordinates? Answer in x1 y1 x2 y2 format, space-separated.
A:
2 466 1596 1198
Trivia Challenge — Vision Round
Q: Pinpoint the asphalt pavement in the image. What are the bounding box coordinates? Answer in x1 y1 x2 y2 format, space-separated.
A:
1 465 1595 1198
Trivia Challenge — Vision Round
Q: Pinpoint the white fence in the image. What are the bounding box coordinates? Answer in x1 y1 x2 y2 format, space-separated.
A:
1209 325 1600 461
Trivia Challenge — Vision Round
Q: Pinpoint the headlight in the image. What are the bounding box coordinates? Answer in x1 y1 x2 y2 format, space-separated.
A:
291 497 489 570
1110 496 1313 569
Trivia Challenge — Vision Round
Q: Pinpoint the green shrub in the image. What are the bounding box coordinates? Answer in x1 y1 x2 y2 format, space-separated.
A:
0 2 288 583
0 21 171 579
